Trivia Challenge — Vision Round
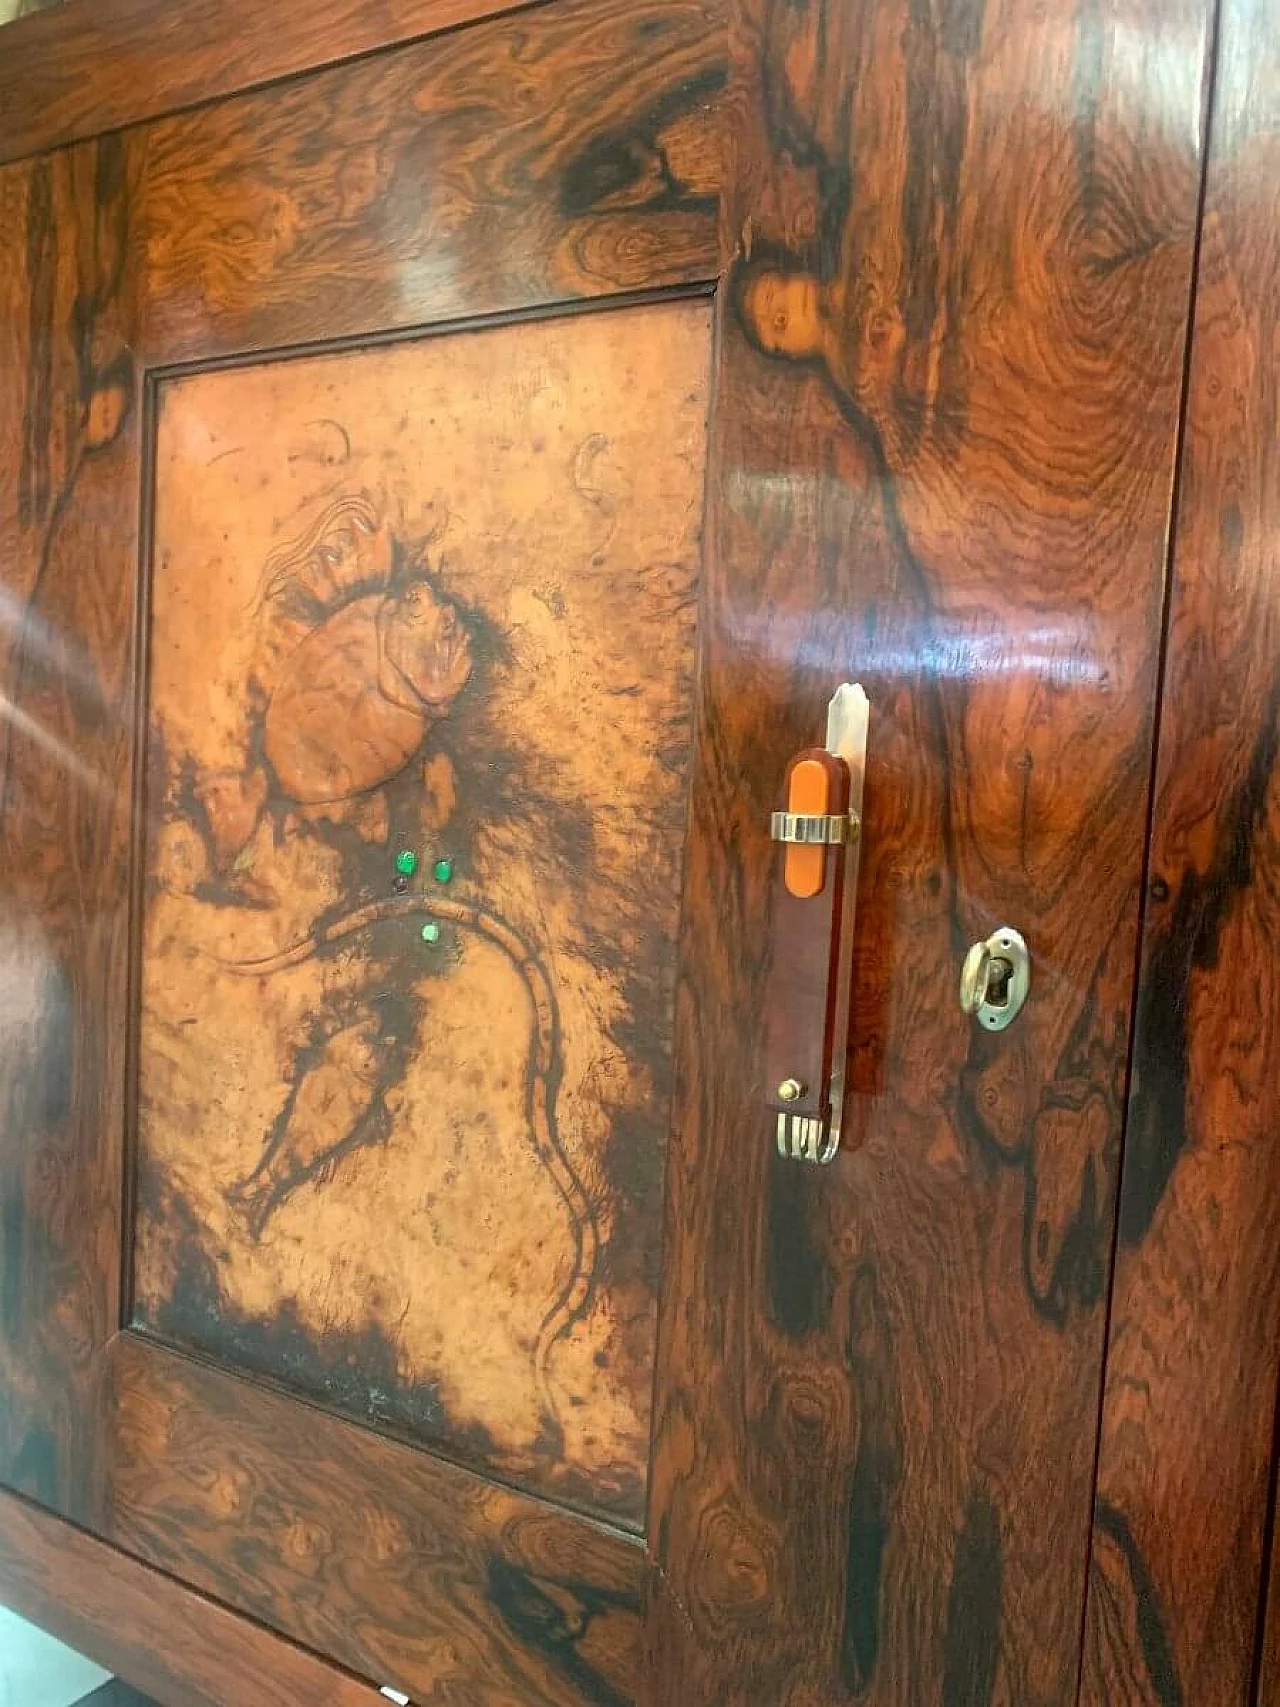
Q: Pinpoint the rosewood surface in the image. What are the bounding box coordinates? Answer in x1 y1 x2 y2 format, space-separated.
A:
0 1485 384 1707
646 0 1214 1700
0 0 546 168
1078 1 1280 1701
0 2 722 1700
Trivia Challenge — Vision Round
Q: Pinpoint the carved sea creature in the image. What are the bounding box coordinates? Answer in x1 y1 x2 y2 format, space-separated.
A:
228 1014 389 1238
199 495 473 867
221 893 599 1446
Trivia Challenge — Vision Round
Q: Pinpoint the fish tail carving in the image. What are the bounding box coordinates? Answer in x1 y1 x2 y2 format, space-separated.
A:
215 894 600 1437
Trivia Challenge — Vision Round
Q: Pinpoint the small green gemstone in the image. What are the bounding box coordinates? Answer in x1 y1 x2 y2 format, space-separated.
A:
433 858 453 884
420 922 441 944
395 849 418 876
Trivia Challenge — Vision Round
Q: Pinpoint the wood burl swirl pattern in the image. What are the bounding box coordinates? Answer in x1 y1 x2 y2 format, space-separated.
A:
0 1479 389 1707
647 0 1214 1700
0 0 544 167
134 0 725 365
132 303 710 1525
107 1337 644 1707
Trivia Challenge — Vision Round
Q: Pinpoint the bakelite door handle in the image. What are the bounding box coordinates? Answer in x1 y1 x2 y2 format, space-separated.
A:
765 684 869 1163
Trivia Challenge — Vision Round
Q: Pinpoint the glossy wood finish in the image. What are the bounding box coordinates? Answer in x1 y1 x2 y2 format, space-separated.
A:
134 0 724 367
0 2 723 1697
0 136 142 1528
646 0 1213 1700
104 1336 644 1707
0 1485 384 1707
0 0 542 168
7 0 1269 1702
133 301 710 1521
1079 3 1280 1702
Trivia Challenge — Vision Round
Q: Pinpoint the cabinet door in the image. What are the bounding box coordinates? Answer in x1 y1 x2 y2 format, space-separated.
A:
0 0 1214 1701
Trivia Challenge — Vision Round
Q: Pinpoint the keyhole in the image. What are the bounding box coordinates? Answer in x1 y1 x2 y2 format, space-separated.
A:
962 926 1029 1032
984 956 1014 1009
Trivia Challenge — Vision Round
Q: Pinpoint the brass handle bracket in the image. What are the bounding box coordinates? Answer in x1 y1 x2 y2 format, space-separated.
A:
770 810 857 845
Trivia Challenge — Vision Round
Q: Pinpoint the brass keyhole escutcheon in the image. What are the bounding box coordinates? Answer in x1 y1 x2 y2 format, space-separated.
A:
960 928 1030 1031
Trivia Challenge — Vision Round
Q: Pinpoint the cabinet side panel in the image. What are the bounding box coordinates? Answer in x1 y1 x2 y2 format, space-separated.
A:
1080 4 1280 1703
0 135 143 1526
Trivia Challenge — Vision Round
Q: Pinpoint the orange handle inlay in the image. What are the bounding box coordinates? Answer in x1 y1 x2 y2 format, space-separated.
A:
784 757 830 899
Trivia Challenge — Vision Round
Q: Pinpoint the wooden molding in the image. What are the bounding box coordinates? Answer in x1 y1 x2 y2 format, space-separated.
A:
0 1486 384 1706
103 1334 646 1707
0 0 545 167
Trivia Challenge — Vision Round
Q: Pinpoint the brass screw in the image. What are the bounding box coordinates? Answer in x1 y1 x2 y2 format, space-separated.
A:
777 1077 805 1103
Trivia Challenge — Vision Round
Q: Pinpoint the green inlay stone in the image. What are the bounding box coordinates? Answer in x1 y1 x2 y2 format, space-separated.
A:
421 922 441 945
433 858 454 884
395 849 418 876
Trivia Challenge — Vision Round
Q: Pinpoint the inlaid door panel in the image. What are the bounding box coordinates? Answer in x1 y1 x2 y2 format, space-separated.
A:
135 300 710 1523
0 0 1224 1702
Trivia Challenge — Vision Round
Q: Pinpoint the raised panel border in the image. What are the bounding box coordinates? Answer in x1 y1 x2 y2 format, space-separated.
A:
120 281 715 1530
0 1480 386 1706
103 1332 646 1707
0 0 545 168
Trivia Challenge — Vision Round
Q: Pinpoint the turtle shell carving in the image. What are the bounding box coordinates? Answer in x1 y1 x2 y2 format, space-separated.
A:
265 579 471 804
199 495 473 867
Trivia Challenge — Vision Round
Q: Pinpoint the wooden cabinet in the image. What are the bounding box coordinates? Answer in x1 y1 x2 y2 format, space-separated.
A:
0 0 1274 1702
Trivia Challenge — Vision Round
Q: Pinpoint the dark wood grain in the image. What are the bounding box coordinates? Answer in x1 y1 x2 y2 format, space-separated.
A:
0 1484 384 1706
104 1334 643 1707
133 0 724 365
1078 3 1280 1702
646 0 1213 1699
0 135 143 1528
0 0 544 169
0 2 723 1695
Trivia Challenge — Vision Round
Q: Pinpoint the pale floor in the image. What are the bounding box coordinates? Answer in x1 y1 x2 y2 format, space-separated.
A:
0 1 66 22
0 0 66 22
0 1607 109 1707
